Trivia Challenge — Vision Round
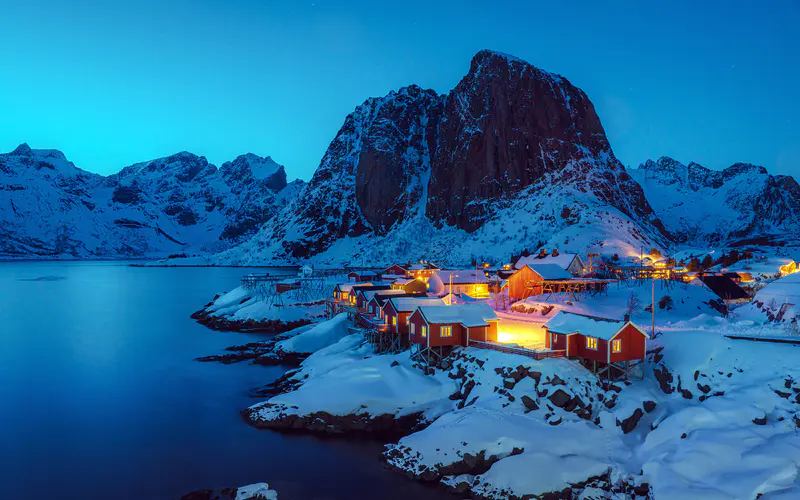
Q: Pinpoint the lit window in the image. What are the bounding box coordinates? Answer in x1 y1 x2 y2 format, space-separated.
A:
586 337 598 350
421 326 428 338
612 339 622 353
441 326 452 337
392 316 397 326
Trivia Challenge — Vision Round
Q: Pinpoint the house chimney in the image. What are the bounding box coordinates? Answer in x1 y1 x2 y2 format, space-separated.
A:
539 248 547 258
623 313 631 323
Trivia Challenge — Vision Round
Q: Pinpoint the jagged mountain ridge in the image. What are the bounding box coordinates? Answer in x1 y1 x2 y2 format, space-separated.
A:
212 50 672 266
630 157 800 246
0 144 304 258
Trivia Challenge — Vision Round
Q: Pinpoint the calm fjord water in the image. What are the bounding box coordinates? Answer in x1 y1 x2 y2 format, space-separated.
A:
0 261 448 500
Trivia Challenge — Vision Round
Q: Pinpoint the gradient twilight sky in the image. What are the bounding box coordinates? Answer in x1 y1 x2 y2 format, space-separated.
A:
0 0 798 180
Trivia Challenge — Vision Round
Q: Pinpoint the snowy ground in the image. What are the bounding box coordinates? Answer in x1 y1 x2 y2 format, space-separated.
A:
239 277 800 499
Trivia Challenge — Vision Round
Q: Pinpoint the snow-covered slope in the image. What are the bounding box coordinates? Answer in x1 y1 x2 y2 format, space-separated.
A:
630 157 800 247
212 50 671 267
0 144 303 258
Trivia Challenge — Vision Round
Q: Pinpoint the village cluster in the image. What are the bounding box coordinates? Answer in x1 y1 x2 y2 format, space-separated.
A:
307 248 794 380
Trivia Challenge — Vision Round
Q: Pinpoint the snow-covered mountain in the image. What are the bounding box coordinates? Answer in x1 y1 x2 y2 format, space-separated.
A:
212 50 671 266
630 157 800 247
0 144 303 258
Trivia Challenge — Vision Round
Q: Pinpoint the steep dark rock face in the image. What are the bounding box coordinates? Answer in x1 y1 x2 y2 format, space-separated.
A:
428 50 612 231
355 85 444 232
224 50 669 265
265 86 444 259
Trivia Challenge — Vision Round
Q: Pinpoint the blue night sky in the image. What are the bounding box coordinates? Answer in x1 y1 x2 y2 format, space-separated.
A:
1 0 798 179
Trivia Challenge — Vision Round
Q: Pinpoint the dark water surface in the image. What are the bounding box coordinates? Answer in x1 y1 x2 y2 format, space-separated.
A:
0 261 450 500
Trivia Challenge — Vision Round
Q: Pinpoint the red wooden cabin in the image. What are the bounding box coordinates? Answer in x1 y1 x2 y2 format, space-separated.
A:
348 270 379 282
352 285 394 310
390 278 428 294
408 303 499 348
384 264 410 278
507 264 572 301
544 311 648 378
345 283 385 306
382 297 445 335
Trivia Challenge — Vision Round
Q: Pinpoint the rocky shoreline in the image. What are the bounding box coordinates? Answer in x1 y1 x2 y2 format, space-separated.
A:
195 338 309 366
191 303 311 334
242 403 426 437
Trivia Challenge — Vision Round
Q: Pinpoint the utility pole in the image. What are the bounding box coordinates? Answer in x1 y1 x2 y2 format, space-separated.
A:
651 276 656 337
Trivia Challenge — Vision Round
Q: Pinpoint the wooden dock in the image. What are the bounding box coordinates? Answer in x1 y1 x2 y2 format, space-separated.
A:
724 334 800 345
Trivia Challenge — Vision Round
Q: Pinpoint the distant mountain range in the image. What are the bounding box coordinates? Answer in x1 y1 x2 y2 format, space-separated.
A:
0 144 303 258
3 50 797 263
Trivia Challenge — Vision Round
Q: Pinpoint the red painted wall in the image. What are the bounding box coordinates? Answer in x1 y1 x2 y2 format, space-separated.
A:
574 334 608 363
384 265 409 276
466 322 498 343
567 335 579 357
609 324 647 363
507 266 544 301
408 311 465 346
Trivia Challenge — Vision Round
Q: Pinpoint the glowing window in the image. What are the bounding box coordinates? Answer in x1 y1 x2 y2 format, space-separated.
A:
392 316 397 326
586 337 598 350
421 326 428 338
612 339 622 353
441 326 452 337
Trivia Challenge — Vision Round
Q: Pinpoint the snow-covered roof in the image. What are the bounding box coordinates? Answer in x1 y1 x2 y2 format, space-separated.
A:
545 311 646 340
431 269 491 284
387 297 445 313
360 289 404 302
409 263 439 271
350 270 378 277
515 254 580 271
416 303 498 327
335 282 366 293
393 278 418 286
754 273 800 305
523 264 573 280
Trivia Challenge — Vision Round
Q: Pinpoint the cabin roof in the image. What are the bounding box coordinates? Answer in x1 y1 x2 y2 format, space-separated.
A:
359 288 404 302
698 275 750 300
431 269 491 284
515 254 580 270
387 297 445 312
416 303 498 327
545 311 648 340
371 292 423 306
350 270 378 277
336 282 369 293
521 263 573 280
393 278 419 286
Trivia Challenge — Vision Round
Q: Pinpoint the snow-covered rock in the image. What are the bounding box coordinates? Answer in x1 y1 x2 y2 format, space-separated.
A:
0 145 304 258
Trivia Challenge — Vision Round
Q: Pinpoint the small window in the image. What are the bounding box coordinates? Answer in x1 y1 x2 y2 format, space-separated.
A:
421 326 428 338
409 322 415 335
612 339 622 353
441 326 452 338
586 337 598 350
392 316 397 326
